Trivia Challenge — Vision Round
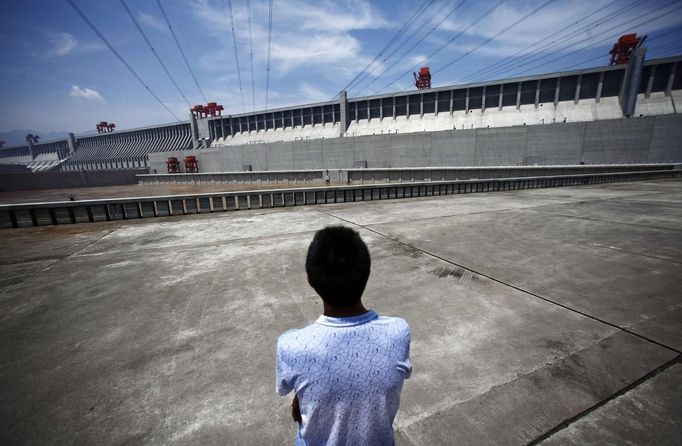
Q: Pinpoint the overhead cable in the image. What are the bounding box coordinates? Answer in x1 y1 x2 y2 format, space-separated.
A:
334 0 435 98
265 0 274 110
119 0 191 107
433 0 558 77
459 0 622 83
377 0 504 94
353 0 468 96
156 0 208 103
349 0 441 95
227 0 245 112
66 0 181 122
247 0 256 111
470 0 647 82
511 0 682 77
564 25 682 70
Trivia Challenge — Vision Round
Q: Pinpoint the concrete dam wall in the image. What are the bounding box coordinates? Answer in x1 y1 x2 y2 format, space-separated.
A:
148 114 682 173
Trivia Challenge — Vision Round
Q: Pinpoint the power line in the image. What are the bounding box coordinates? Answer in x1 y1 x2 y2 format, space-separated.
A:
66 0 181 122
467 0 647 82
560 29 682 71
377 0 504 94
265 0 274 110
353 0 468 96
155 0 208 103
648 42 682 58
459 0 622 83
645 25 682 45
510 0 682 77
562 28 682 70
247 0 256 111
226 0 245 112
433 0 558 76
348 0 439 96
119 0 191 108
335 0 435 98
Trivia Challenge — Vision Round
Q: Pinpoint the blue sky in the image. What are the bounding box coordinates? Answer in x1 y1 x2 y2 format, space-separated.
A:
1 0 681 135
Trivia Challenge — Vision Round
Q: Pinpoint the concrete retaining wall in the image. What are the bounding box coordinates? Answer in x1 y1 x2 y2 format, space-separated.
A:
148 115 682 173
137 164 676 186
0 169 148 192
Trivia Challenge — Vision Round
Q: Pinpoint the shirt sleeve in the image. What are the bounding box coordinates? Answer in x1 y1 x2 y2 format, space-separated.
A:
276 334 296 396
396 320 412 379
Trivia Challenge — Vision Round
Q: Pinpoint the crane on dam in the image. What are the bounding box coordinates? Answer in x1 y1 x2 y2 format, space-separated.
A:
414 66 432 90
96 122 116 134
190 102 224 118
609 33 647 65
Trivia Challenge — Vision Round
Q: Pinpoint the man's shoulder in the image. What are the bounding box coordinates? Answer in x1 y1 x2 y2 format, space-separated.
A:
373 315 410 332
277 323 318 348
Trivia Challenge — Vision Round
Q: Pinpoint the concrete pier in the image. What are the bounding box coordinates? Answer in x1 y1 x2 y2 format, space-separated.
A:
0 179 680 444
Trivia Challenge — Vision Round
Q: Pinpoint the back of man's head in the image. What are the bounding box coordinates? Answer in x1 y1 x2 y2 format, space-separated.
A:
305 226 371 308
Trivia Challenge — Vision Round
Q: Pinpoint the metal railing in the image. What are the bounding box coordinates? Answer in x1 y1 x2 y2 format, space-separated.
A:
0 169 676 229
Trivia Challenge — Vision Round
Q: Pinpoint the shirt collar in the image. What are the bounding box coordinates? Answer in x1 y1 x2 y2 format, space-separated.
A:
315 310 378 327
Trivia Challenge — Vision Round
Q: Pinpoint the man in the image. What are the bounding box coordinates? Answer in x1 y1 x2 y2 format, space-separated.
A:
276 226 412 445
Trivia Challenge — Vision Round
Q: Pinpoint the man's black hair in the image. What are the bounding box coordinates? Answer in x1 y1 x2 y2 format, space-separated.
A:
305 226 371 308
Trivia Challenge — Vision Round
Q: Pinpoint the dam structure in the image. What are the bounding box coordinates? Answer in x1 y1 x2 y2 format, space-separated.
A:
0 54 681 175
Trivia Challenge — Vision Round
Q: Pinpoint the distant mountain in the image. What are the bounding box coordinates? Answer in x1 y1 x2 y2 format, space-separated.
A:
0 129 70 147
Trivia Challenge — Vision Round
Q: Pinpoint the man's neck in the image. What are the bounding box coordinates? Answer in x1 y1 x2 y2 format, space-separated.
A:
323 301 368 318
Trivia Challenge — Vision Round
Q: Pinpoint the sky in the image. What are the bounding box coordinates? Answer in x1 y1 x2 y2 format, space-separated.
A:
1 0 681 136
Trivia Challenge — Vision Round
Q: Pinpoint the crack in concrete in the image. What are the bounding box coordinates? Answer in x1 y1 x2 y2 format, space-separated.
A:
532 211 682 233
392 330 635 434
587 242 682 265
314 188 682 445
0 225 122 295
316 207 680 355
528 354 682 446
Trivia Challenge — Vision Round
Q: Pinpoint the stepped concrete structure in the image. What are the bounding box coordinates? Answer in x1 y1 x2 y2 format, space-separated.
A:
208 55 681 145
1 55 681 173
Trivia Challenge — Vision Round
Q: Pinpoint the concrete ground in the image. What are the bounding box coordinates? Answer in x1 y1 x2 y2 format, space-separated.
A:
0 179 680 445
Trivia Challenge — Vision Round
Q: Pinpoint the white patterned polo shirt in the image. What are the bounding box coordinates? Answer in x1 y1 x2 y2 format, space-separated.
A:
276 310 412 445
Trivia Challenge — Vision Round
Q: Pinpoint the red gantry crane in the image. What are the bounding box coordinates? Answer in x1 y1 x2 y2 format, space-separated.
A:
609 33 647 65
190 102 224 118
25 134 40 144
413 66 432 90
184 155 198 173
96 121 116 134
166 156 181 173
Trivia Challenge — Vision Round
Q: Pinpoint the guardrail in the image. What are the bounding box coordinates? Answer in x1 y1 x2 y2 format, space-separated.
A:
0 169 676 229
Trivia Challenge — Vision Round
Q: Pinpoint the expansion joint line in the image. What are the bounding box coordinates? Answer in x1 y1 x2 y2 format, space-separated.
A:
0 224 122 294
315 205 681 443
313 208 681 356
527 353 681 445
534 211 682 233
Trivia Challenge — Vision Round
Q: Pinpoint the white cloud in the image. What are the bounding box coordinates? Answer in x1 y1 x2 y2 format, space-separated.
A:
433 0 682 58
297 81 328 103
189 0 388 74
138 12 168 33
183 0 391 109
47 32 76 56
190 0 387 34
69 85 105 102
283 0 388 32
271 34 362 73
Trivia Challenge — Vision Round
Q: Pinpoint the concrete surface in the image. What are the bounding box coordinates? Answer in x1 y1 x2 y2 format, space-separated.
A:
0 179 680 445
539 363 682 445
